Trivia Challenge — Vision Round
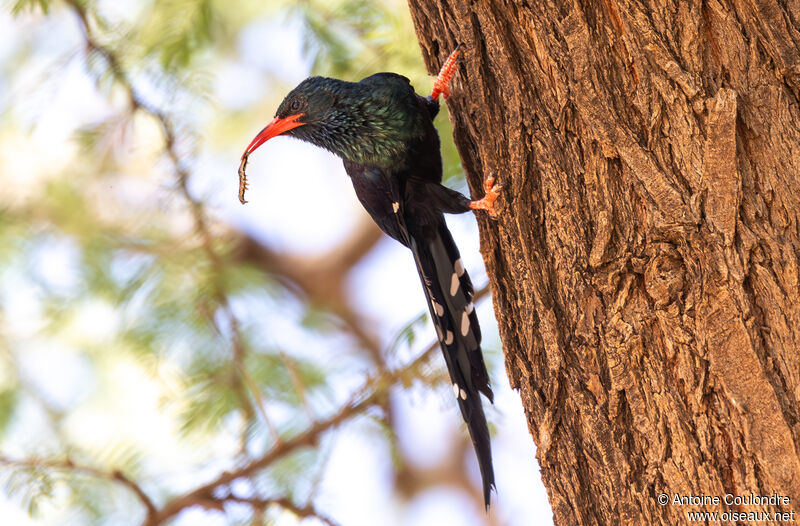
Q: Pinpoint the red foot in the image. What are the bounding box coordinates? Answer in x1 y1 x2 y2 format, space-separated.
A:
469 174 504 217
430 46 462 100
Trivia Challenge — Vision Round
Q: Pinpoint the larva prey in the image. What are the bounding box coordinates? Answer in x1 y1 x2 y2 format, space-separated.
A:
238 154 249 204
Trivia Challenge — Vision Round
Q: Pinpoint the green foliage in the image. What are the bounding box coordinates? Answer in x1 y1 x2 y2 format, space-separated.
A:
180 365 243 436
0 388 18 437
266 449 318 501
294 0 412 77
137 0 218 71
1 0 478 523
247 352 327 404
387 311 427 358
2 464 56 518
8 0 50 15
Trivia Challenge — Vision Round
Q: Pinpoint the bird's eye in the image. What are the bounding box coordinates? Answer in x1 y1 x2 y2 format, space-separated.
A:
289 98 303 113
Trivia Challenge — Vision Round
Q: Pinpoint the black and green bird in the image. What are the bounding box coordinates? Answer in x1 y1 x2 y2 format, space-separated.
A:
239 48 503 507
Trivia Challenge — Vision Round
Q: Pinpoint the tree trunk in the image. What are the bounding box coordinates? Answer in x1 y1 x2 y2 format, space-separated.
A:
407 0 800 524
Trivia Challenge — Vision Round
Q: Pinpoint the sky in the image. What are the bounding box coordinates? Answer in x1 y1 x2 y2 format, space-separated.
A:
0 3 553 525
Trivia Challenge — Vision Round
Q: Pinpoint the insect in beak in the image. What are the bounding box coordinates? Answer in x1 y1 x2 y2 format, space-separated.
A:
237 113 305 205
238 155 249 204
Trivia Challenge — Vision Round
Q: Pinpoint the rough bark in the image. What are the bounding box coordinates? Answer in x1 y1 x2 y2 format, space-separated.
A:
407 0 800 524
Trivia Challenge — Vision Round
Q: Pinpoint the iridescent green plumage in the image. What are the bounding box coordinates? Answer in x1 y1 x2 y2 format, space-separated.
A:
278 74 429 168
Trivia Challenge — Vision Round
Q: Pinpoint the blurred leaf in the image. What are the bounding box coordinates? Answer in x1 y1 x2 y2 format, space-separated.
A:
386 311 427 357
1 465 55 518
0 387 18 437
247 351 327 404
137 0 218 71
180 370 241 436
299 305 337 332
264 449 317 501
9 0 50 15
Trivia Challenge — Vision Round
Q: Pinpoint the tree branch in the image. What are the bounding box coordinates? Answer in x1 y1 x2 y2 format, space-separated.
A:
145 343 440 525
213 492 341 526
147 285 490 525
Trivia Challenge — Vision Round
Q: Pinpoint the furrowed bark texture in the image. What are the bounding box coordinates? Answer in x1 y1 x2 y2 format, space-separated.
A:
408 0 800 524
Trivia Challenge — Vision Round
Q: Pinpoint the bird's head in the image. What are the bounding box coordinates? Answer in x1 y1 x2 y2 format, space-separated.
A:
241 77 338 159
241 74 419 173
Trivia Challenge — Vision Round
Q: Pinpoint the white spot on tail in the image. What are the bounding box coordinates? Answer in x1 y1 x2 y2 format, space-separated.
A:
392 201 399 213
455 258 465 277
445 330 453 345
453 383 460 397
450 272 459 296
461 311 470 336
465 302 474 315
460 388 467 400
431 300 444 317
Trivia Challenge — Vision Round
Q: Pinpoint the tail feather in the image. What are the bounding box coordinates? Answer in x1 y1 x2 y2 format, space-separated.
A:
410 219 495 507
429 225 490 398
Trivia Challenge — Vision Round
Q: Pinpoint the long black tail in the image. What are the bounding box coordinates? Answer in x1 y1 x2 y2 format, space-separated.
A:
409 218 495 508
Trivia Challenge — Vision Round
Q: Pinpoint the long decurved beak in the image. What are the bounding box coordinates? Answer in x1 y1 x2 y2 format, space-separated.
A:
242 113 305 158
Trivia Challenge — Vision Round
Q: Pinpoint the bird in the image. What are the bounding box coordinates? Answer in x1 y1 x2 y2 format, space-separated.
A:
239 47 503 508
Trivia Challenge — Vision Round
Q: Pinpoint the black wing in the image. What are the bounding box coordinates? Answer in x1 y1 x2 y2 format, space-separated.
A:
343 160 410 246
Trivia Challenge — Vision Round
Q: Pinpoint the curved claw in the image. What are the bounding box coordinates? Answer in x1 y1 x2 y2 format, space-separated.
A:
430 46 463 100
470 174 504 218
